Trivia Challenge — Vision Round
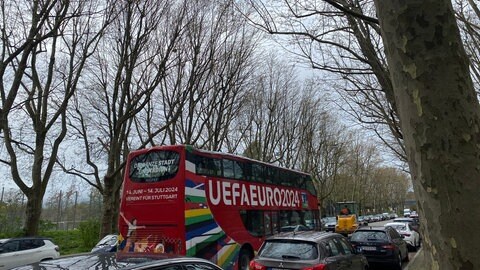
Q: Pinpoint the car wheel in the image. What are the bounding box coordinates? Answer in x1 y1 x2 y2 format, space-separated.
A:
238 247 253 270
404 249 410 262
394 253 402 270
410 243 417 252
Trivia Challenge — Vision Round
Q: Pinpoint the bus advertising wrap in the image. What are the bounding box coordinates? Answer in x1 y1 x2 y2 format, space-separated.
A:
206 178 307 208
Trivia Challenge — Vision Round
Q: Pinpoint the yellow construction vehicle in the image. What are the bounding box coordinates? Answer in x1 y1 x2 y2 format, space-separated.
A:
335 201 359 236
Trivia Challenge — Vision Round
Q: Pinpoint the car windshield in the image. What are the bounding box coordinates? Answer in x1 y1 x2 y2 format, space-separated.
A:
259 240 318 260
97 235 117 245
324 217 336 223
350 231 388 241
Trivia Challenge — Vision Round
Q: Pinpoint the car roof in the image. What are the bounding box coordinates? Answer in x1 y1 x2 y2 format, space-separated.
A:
11 253 219 270
354 226 389 232
385 222 409 227
0 237 51 242
385 222 407 225
265 230 338 242
394 217 414 221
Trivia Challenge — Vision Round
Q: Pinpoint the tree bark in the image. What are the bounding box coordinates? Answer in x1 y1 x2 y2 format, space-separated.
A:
24 191 43 236
374 0 480 268
100 175 116 237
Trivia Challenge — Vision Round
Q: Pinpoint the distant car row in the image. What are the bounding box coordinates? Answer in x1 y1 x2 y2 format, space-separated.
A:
321 212 400 231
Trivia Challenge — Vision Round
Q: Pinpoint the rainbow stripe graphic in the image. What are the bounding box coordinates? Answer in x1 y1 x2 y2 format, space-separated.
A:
185 178 240 270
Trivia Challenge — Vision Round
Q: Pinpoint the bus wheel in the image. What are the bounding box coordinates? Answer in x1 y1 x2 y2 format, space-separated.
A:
238 247 253 270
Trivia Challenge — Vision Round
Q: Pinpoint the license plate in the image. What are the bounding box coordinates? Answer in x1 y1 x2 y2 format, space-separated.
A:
361 246 377 251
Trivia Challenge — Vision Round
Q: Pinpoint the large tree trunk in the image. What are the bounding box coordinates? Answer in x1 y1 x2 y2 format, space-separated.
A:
100 173 123 237
100 176 116 238
374 0 480 268
24 191 43 236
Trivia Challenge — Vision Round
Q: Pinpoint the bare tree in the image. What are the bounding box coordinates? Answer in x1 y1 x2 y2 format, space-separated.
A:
242 0 406 162
60 0 187 236
0 0 111 236
295 87 351 215
239 55 300 162
454 1 480 93
155 0 259 151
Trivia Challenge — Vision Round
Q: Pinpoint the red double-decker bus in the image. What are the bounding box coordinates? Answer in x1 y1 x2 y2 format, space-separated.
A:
118 145 320 270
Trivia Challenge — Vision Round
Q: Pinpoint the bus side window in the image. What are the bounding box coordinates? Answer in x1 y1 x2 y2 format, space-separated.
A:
271 211 279 234
197 156 221 177
252 164 263 182
213 158 222 176
265 167 276 184
240 162 251 181
280 171 295 186
196 156 210 175
305 177 317 196
240 210 264 237
264 212 272 235
233 160 244 180
223 159 235 179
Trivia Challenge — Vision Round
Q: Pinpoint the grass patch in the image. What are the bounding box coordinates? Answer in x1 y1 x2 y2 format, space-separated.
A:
42 230 93 255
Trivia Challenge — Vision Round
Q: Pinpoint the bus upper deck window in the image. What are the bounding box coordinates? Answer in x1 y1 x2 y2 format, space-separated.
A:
129 151 180 182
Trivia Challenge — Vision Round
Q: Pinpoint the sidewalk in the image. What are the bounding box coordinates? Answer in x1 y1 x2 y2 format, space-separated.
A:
404 248 425 270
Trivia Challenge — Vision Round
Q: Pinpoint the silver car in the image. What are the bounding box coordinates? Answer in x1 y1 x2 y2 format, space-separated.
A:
0 237 60 270
250 231 368 270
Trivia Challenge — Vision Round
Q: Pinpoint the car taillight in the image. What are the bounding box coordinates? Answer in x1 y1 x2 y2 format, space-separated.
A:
249 260 266 270
302 264 327 270
381 244 396 250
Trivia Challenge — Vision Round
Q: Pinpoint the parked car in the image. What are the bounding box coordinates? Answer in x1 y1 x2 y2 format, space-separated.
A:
249 230 368 270
91 234 118 253
385 222 421 251
0 237 60 270
11 252 223 270
357 216 368 226
393 217 420 232
349 226 409 270
321 216 337 232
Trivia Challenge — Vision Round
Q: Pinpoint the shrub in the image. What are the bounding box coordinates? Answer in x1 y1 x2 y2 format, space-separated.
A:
41 230 89 255
39 219 56 231
78 219 100 249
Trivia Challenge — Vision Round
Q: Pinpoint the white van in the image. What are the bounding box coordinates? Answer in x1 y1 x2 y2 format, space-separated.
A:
403 208 411 217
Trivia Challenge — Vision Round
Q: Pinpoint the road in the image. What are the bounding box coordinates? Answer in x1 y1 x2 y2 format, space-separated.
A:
364 219 420 270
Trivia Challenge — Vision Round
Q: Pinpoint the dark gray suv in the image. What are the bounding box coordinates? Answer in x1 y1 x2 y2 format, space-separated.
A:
249 231 368 270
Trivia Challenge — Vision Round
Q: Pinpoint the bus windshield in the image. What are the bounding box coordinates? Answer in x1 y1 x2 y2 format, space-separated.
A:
129 150 180 182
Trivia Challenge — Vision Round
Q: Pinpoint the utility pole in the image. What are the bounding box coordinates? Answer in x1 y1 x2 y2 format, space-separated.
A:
56 190 62 230
73 191 78 229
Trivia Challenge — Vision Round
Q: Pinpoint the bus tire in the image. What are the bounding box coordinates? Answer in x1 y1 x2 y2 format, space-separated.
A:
238 247 253 270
